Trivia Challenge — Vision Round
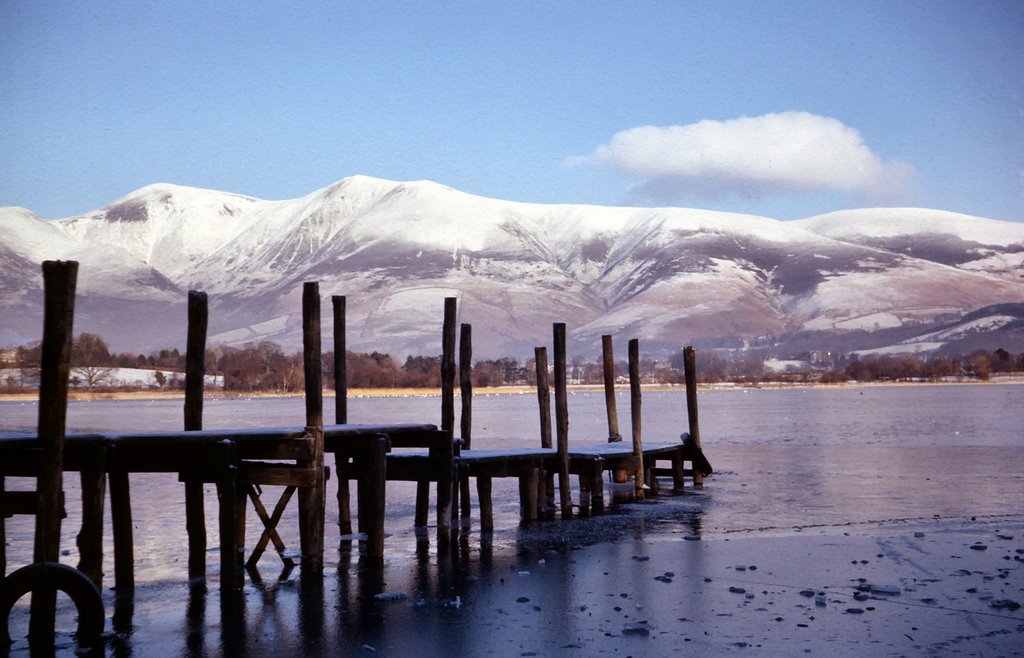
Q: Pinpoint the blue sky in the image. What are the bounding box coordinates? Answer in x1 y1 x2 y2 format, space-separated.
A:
2 0 1022 221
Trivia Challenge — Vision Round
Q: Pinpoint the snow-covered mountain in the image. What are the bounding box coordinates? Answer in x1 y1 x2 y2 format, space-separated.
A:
3 176 1023 357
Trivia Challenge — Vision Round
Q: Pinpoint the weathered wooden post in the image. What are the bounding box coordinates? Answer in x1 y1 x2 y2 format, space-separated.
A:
32 260 77 638
534 346 554 513
628 339 646 498
602 335 629 484
332 295 353 535
437 297 456 534
184 290 208 582
552 323 572 517
0 261 103 649
683 346 712 486
299 282 326 572
602 335 622 442
458 323 472 518
535 347 552 450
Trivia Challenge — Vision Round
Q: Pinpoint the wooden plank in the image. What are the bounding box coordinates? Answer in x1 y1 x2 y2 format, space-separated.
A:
1 490 41 515
242 463 319 487
552 323 572 516
629 338 645 498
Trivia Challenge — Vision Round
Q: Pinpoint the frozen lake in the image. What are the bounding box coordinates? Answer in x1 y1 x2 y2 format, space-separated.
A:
2 383 1022 655
3 383 1021 550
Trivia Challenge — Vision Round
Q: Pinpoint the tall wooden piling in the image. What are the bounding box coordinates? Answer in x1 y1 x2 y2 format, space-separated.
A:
628 339 645 498
333 296 347 425
534 347 552 450
332 296 353 535
534 346 554 512
437 297 457 533
603 335 629 483
458 323 473 518
30 260 77 638
184 290 208 581
552 323 572 516
683 346 705 486
602 336 621 442
299 282 325 572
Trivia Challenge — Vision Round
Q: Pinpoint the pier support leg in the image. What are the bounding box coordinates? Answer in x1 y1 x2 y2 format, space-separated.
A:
414 482 430 527
336 459 352 536
76 468 106 589
359 437 387 563
518 468 539 522
185 481 207 582
476 473 493 532
109 469 134 598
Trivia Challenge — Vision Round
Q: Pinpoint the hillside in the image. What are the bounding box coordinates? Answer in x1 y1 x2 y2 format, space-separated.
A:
3 177 1023 358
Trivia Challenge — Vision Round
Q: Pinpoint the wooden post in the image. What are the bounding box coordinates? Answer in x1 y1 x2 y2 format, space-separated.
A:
332 296 353 535
29 260 77 640
299 282 325 572
683 345 706 486
552 323 572 516
603 335 629 484
76 464 106 588
0 477 5 577
361 436 387 562
602 335 621 442
437 297 457 533
534 347 552 450
476 474 493 532
628 339 645 498
534 346 554 510
184 290 208 582
441 298 457 434
333 296 347 425
109 466 134 597
215 441 241 592
458 322 472 518
33 261 76 565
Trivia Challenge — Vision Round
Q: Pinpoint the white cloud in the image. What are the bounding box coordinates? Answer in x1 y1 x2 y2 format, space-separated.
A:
569 112 915 204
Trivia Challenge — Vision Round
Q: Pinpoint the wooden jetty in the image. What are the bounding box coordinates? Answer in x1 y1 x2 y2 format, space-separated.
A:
0 261 711 652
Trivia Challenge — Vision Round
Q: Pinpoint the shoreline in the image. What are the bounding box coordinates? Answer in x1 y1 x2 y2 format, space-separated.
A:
1 376 1021 402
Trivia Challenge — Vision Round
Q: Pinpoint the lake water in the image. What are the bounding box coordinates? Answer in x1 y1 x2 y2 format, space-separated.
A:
2 384 1022 654
3 383 1021 554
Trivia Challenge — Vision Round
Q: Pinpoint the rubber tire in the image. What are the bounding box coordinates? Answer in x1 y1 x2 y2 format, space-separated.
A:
0 562 104 646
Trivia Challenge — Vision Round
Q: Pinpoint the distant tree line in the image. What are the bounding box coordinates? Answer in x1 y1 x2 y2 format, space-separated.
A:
3 333 1024 393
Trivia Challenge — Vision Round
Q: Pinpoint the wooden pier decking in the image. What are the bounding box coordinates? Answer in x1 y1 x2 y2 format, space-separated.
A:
1 260 711 652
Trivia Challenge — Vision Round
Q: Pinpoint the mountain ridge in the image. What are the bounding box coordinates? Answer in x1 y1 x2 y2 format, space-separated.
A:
3 176 1023 358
